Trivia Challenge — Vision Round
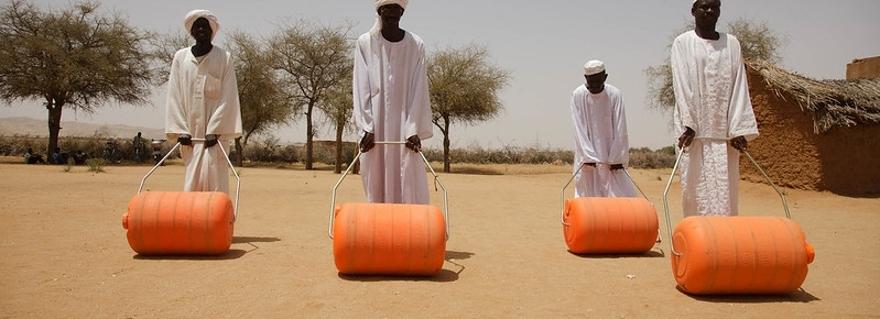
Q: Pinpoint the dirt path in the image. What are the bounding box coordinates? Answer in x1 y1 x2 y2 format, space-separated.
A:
1 164 877 318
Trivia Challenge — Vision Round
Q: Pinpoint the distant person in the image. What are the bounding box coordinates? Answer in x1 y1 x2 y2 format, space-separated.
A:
570 60 637 198
72 150 87 165
132 132 145 163
51 147 67 165
672 0 758 216
24 148 46 164
165 10 242 193
103 139 119 163
353 0 433 204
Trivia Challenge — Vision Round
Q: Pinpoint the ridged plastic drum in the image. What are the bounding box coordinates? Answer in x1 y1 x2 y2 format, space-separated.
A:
671 216 815 295
564 197 659 254
123 192 234 255
333 203 446 276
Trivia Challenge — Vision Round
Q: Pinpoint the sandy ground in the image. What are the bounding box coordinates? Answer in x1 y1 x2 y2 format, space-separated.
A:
0 163 878 318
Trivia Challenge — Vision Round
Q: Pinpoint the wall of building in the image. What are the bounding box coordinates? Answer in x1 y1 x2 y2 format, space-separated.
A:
816 124 880 195
847 56 880 80
744 70 880 195
743 72 823 190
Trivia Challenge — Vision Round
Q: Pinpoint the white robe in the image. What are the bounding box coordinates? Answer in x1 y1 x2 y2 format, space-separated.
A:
671 31 759 216
570 84 637 198
353 31 433 204
165 47 242 193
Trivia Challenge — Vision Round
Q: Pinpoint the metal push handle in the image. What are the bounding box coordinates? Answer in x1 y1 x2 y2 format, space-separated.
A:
137 138 242 221
661 146 791 256
661 150 686 256
742 150 791 219
560 163 652 223
328 141 450 240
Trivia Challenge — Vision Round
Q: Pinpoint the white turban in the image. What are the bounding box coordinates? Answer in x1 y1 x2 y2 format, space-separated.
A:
370 0 409 35
584 60 605 76
184 10 220 39
375 0 408 10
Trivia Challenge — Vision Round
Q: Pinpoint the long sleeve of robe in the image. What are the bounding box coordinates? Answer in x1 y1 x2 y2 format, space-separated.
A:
570 84 637 198
164 47 242 193
671 31 759 216
353 32 433 204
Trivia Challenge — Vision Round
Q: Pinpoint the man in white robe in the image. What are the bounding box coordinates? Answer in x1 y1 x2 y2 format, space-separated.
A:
165 10 242 193
571 60 637 198
672 0 759 216
353 0 433 204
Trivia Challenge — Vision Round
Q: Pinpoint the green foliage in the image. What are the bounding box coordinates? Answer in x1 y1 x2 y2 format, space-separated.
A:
427 44 510 172
0 134 173 164
151 31 190 85
86 158 105 173
63 158 73 172
227 31 297 147
269 21 353 170
0 0 155 156
428 45 510 128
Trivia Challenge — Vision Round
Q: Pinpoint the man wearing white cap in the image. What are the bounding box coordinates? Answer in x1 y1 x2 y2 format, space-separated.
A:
570 60 637 198
672 0 758 216
353 0 433 204
165 10 242 193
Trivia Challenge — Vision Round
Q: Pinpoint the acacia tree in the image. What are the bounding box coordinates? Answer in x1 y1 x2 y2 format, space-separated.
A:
270 22 352 170
227 31 297 166
151 31 189 85
428 45 510 172
645 18 784 111
0 0 154 156
319 68 354 174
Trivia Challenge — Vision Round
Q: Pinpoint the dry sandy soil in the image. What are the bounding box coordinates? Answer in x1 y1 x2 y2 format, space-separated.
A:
1 163 878 318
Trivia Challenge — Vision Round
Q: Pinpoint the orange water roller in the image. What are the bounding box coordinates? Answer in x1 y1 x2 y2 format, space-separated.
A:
124 191 234 255
329 142 449 276
561 164 661 254
662 149 815 295
122 141 241 256
333 203 446 275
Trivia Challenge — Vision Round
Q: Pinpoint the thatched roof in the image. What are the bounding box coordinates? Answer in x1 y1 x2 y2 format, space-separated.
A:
747 60 880 133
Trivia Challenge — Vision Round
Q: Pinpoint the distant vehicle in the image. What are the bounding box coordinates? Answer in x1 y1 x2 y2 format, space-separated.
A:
151 140 166 166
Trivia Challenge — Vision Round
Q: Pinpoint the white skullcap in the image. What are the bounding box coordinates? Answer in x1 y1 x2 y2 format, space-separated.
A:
184 10 220 39
375 0 408 10
584 60 606 76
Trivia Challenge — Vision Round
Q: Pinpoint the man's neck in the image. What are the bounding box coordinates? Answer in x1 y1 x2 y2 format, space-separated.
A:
191 42 213 57
381 27 405 42
694 26 720 40
587 85 605 95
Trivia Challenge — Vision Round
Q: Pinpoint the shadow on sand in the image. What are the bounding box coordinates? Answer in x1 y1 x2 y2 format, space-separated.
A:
132 236 281 260
337 250 475 283
569 248 666 259
683 287 821 304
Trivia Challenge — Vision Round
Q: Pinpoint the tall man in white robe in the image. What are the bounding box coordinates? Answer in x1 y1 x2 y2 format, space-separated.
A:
353 0 433 204
571 60 637 198
672 0 758 216
165 10 242 193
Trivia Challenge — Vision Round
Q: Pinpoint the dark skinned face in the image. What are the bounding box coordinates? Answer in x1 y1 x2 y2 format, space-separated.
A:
585 72 608 94
692 0 721 31
190 17 213 43
378 4 404 29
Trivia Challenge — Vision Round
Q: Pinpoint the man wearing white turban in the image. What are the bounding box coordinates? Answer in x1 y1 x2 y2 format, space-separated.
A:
353 0 433 204
672 0 758 216
165 10 242 193
570 60 637 198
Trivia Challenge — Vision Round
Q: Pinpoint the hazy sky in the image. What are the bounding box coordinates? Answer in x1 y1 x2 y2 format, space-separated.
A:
3 0 879 149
